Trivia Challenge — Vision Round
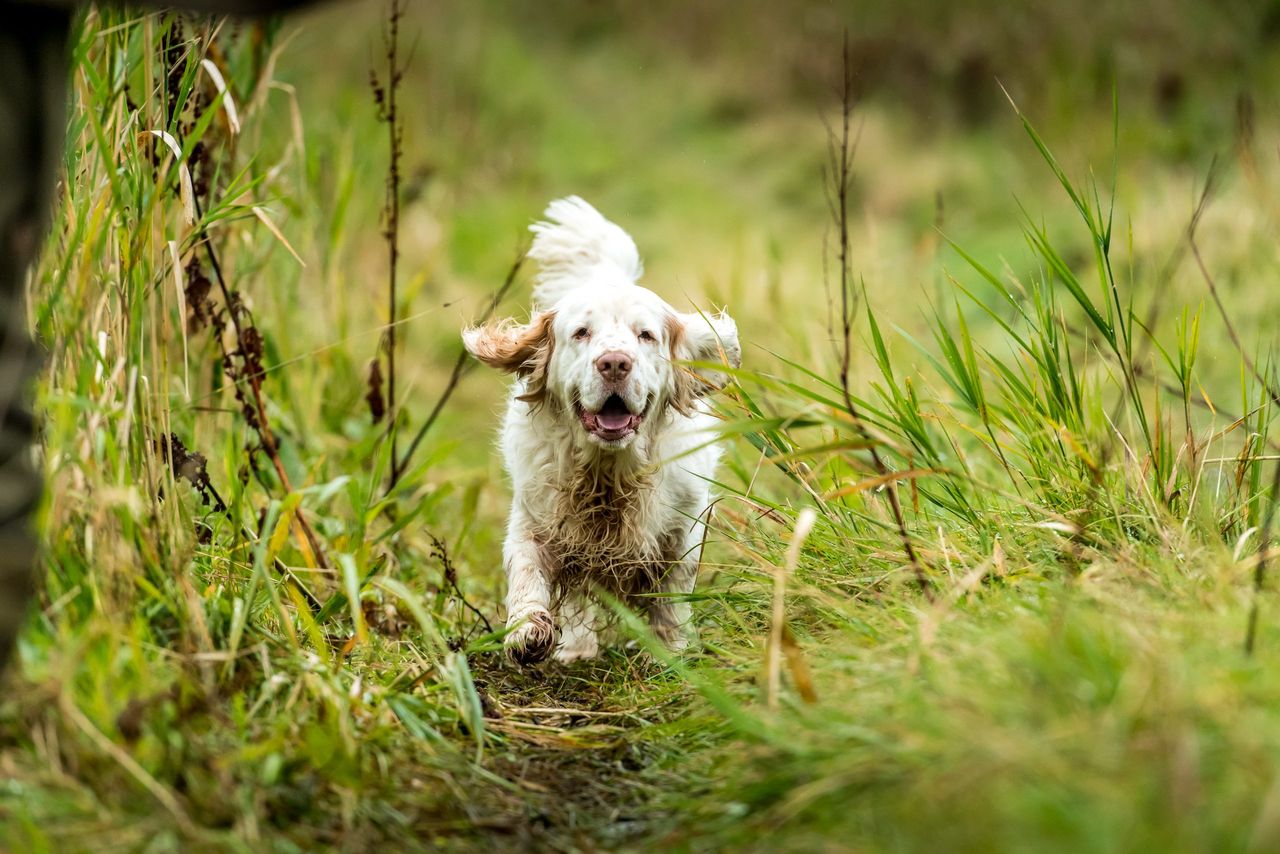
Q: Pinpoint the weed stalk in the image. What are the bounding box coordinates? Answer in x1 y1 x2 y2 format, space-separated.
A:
829 35 931 598
371 0 407 488
393 249 525 489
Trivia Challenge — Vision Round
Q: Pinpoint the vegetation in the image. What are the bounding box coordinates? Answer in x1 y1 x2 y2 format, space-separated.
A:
3 2 1280 850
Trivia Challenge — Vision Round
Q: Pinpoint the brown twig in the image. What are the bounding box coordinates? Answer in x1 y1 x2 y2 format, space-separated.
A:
1188 161 1280 654
371 0 408 488
158 432 226 514
430 534 494 637
172 35 316 557
1189 161 1280 410
193 194 330 571
391 249 526 489
826 35 931 599
154 25 326 603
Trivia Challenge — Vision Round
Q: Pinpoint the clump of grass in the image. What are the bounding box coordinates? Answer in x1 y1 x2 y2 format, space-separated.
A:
656 63 1280 854
2 10 516 847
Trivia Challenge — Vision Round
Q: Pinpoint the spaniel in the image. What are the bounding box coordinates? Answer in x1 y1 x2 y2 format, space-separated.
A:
463 197 740 664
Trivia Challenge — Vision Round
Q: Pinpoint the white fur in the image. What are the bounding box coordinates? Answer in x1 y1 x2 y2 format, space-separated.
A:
528 195 644 310
464 197 741 664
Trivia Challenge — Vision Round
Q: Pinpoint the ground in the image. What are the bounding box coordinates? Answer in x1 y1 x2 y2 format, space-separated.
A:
3 1 1280 851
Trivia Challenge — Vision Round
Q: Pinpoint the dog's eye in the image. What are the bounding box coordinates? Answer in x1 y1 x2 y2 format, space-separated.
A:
573 327 590 340
637 330 656 343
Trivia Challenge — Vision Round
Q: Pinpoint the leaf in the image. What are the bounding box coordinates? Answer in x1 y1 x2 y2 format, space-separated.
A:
781 625 818 704
140 129 194 225
387 695 446 743
601 592 778 745
199 58 241 134
992 537 1008 577
366 358 385 424
444 651 486 762
252 205 306 267
267 493 302 564
338 552 369 644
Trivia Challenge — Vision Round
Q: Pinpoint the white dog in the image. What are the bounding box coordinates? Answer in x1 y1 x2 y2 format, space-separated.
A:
463 197 740 664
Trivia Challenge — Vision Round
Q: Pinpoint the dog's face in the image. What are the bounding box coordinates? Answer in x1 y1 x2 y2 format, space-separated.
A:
550 286 675 447
464 284 739 451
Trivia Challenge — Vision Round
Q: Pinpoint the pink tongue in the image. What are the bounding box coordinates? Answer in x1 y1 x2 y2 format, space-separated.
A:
596 411 632 431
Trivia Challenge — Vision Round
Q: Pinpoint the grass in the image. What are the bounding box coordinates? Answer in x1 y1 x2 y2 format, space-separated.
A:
4 2 1280 850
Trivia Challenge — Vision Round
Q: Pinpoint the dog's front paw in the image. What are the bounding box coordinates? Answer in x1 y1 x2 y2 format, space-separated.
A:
505 610 558 666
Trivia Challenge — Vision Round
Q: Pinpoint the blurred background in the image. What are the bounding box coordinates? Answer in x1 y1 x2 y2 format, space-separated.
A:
271 0 1280 432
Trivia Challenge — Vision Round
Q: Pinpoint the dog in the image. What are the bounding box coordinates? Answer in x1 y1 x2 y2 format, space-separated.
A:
462 197 741 664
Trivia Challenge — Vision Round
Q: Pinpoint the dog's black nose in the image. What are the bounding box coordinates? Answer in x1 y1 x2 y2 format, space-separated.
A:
595 351 633 382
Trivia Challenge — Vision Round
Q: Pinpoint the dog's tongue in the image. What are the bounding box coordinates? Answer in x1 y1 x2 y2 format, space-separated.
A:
593 395 634 432
597 411 632 431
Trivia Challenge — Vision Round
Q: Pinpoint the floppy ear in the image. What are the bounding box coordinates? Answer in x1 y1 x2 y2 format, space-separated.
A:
462 311 556 404
667 309 741 412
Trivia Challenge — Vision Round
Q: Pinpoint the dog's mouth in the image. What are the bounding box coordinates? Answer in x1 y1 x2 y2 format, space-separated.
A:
577 393 644 442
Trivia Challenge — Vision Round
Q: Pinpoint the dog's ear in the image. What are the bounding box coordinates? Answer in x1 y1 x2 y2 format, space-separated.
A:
462 311 556 404
667 309 741 412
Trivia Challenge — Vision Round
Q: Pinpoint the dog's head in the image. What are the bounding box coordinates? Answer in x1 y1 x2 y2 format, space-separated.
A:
463 197 740 451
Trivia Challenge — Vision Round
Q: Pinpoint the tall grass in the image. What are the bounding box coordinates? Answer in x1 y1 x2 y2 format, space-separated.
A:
4 11 516 847
667 72 1280 854
4 5 1280 851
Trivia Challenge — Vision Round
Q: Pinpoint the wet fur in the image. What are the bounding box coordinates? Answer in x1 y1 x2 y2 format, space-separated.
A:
492 378 723 660
463 312 556 406
531 448 682 609
463 196 739 665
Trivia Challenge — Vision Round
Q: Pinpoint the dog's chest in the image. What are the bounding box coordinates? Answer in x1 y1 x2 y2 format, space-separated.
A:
530 472 685 594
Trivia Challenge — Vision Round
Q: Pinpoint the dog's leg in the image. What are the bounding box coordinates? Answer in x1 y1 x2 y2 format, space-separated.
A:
649 508 713 652
648 554 697 653
503 519 557 665
554 594 599 663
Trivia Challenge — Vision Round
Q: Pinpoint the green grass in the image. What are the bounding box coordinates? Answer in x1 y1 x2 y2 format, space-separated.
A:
4 2 1280 851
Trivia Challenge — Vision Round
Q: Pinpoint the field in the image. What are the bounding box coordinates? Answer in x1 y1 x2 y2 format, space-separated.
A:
4 1 1280 850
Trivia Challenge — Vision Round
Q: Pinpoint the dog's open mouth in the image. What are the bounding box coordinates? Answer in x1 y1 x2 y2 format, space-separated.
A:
577 394 643 441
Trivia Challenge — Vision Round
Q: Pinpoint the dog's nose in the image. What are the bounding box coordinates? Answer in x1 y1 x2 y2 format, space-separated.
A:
595 351 633 382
